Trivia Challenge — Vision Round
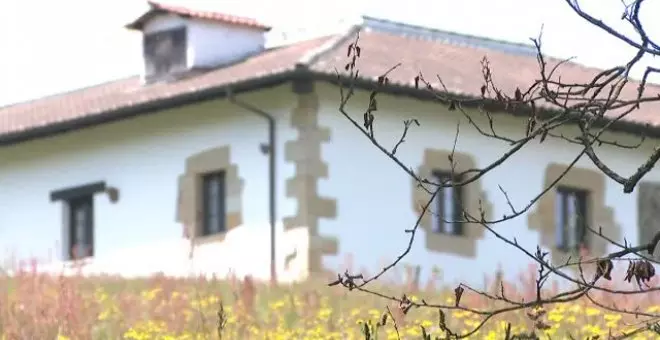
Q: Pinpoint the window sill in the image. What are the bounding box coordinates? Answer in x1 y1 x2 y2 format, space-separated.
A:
192 232 228 245
425 232 477 258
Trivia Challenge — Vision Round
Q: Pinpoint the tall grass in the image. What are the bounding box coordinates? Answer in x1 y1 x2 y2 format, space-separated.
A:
0 259 658 339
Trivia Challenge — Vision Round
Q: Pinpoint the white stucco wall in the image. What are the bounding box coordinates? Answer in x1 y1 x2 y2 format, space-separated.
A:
315 83 656 287
29 223 310 283
0 86 302 282
2 80 656 287
187 18 266 68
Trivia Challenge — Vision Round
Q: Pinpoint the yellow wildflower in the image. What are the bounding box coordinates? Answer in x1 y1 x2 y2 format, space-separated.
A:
140 287 162 301
645 305 660 313
585 307 601 316
419 319 433 328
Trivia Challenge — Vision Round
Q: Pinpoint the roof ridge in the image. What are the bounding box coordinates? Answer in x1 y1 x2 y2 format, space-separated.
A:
296 25 362 68
361 16 660 89
361 15 538 57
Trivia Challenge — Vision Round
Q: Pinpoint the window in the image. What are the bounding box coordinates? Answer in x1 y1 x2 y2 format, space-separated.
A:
50 181 106 261
555 186 589 252
413 149 491 258
177 146 244 243
68 195 94 259
430 170 464 236
201 171 226 236
143 27 187 80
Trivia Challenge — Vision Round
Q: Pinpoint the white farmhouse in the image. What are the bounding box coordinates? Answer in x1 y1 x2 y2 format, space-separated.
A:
1 2 658 285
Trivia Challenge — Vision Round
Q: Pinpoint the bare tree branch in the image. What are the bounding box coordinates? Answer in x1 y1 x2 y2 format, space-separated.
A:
332 1 660 338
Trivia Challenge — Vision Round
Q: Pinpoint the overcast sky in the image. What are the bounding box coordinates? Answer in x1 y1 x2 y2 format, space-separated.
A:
0 0 658 106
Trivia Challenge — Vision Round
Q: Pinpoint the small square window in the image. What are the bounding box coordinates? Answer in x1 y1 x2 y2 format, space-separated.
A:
201 171 226 236
143 27 187 80
68 196 94 260
430 170 464 236
555 186 589 252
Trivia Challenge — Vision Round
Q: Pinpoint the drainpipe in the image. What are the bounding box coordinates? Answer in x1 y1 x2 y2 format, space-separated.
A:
226 88 277 284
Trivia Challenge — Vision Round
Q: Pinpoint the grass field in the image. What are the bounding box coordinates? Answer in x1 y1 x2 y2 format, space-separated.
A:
0 262 658 339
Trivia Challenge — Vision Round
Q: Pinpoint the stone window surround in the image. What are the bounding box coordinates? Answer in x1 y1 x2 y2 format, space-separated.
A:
412 149 493 258
176 145 244 245
527 163 621 267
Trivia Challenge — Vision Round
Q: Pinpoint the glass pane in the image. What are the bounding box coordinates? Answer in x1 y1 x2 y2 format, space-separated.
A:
567 193 577 249
555 193 565 248
431 173 444 233
209 177 220 201
208 185 219 218
203 173 225 235
71 201 91 257
444 186 455 234
208 215 220 234
431 192 442 233
75 205 87 243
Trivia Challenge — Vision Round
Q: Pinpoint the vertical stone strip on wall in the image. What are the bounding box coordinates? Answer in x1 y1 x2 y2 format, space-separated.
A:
283 82 338 275
637 181 660 260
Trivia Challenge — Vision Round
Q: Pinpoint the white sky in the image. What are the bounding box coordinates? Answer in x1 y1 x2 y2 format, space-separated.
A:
0 0 658 107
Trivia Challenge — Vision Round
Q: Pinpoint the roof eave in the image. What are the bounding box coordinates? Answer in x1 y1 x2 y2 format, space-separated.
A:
308 70 660 139
2 66 657 147
125 10 158 30
0 70 299 147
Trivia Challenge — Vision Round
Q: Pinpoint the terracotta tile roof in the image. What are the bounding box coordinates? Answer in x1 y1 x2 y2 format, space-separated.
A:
0 36 331 139
2 16 659 145
309 22 660 129
126 1 271 31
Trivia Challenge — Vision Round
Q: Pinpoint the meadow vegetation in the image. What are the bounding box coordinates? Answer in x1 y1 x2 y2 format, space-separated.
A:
1 261 658 339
